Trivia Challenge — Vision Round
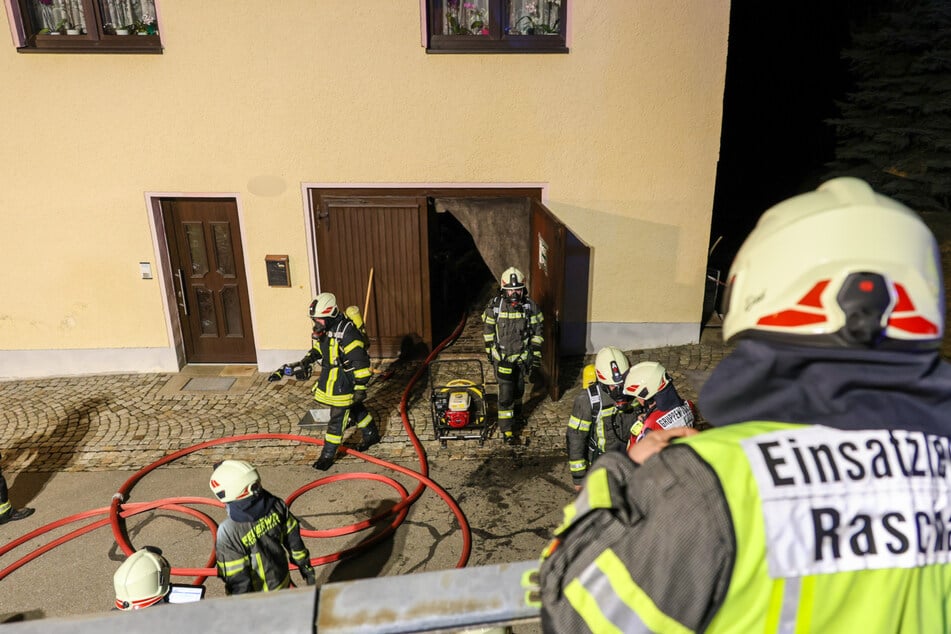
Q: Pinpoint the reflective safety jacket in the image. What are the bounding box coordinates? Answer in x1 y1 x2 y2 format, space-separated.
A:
302 315 372 407
482 295 544 366
540 421 951 633
216 491 312 595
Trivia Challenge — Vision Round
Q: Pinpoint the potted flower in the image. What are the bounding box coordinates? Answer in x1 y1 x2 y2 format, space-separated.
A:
133 19 157 35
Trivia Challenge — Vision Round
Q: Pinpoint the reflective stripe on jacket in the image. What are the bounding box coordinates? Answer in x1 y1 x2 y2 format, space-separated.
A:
542 421 951 633
310 318 371 407
215 493 311 595
482 296 544 362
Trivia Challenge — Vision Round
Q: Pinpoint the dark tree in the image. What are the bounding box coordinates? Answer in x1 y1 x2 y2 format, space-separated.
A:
827 0 951 212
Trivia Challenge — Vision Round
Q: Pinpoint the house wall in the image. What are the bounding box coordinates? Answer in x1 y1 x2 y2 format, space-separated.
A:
0 1 730 378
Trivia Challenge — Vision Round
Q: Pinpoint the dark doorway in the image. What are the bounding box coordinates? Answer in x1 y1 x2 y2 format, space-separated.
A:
428 203 495 344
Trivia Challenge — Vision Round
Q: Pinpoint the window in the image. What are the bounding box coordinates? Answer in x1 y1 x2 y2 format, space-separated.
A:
426 0 567 54
11 0 161 53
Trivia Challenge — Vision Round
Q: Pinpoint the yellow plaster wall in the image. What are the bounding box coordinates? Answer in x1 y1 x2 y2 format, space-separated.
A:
0 1 729 352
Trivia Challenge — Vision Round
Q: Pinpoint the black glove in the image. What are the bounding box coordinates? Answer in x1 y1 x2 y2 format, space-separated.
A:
300 565 316 586
294 365 312 381
353 389 367 404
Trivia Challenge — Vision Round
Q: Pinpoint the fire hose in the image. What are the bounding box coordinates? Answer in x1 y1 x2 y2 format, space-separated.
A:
0 312 472 583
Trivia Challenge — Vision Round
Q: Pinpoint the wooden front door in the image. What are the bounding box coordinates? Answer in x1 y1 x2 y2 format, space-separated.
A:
161 199 256 363
313 195 431 358
531 200 589 402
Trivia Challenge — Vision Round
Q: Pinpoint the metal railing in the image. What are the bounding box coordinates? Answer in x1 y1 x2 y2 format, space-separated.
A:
3 560 541 634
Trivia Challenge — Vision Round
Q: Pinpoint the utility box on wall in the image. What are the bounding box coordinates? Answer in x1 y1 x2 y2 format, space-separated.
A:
265 255 290 287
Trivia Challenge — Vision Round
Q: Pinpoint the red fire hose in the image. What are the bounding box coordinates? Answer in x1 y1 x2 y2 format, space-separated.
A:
0 313 473 582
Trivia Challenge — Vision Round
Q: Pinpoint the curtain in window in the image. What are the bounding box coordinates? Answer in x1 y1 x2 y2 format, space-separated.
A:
508 0 561 35
29 0 83 32
100 0 156 32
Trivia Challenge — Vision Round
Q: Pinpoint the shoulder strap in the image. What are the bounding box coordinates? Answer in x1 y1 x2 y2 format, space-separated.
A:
587 384 601 420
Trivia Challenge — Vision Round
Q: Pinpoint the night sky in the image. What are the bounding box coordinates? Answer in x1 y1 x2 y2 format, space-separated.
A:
709 1 868 270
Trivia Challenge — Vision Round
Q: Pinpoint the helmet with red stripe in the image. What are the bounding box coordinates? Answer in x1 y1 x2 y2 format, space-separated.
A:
114 549 170 610
622 361 670 403
721 177 943 349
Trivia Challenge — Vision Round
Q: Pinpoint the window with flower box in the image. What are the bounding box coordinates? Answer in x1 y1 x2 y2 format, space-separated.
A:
426 0 567 54
10 0 161 53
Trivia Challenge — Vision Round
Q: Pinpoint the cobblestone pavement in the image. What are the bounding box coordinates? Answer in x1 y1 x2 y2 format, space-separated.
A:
0 316 735 476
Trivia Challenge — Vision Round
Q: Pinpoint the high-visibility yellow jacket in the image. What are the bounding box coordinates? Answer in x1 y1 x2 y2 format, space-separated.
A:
540 421 951 633
302 316 371 408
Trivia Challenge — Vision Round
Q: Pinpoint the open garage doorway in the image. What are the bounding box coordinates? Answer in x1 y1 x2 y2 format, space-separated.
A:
309 187 587 401
428 202 494 345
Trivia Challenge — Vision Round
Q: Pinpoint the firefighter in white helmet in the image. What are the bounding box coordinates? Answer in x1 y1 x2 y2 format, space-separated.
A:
619 360 696 449
540 178 951 632
210 459 316 594
269 292 381 471
113 549 171 610
482 266 544 445
565 346 638 490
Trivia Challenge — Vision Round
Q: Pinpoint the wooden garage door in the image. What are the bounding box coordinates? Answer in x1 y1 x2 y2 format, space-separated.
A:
313 196 431 358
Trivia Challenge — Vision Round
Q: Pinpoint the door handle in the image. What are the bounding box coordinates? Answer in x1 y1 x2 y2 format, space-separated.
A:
318 211 330 229
176 269 190 316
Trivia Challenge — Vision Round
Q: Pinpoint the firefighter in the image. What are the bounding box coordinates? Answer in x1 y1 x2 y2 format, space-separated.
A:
565 346 634 490
210 459 316 595
0 456 34 525
539 178 951 632
270 292 380 471
482 267 544 445
620 360 696 449
113 549 171 610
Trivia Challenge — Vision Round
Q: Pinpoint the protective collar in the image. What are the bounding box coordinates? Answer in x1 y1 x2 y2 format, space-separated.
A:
699 339 951 435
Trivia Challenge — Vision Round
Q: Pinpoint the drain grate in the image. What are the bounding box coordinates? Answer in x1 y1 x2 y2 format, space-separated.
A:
182 377 237 391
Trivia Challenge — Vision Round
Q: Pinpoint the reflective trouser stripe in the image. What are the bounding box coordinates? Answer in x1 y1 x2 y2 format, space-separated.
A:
499 409 514 419
0 500 10 515
355 412 373 428
567 549 694 634
569 459 587 475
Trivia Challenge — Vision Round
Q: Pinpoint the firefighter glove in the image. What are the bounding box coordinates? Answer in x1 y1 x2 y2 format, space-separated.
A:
301 565 316 586
353 389 367 404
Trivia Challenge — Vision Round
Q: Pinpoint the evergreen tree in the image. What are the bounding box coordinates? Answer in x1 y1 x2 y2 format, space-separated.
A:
827 0 951 212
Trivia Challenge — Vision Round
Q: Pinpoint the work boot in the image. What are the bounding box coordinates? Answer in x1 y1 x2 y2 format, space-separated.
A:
312 444 338 471
0 507 34 524
356 424 381 452
503 431 517 446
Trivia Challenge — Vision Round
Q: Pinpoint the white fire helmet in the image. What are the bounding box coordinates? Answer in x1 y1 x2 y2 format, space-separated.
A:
721 177 943 348
309 292 339 320
209 459 261 503
594 346 630 397
114 549 170 610
623 361 670 402
501 267 525 290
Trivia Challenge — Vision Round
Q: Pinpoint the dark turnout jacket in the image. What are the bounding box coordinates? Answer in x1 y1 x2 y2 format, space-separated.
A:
215 489 311 595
